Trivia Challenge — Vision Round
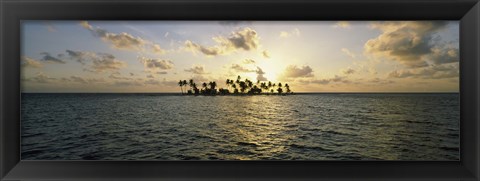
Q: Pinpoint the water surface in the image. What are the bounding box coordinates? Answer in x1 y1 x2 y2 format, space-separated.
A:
21 93 460 160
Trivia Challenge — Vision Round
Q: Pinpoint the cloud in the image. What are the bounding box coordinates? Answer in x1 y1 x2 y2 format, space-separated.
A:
189 74 209 83
184 40 223 56
310 75 350 85
282 65 314 78
146 74 155 79
156 71 168 75
364 21 454 68
90 56 126 73
21 56 43 68
388 62 459 79
80 21 167 54
185 65 208 74
152 44 166 54
139 57 174 70
66 50 89 64
243 59 256 64
39 52 66 64
113 80 143 87
341 68 355 75
279 28 301 38
429 47 458 65
226 27 259 51
108 73 132 80
60 76 105 84
341 48 356 58
24 72 57 83
279 31 290 38
262 50 270 58
144 79 161 85
368 78 395 85
80 21 145 51
231 64 255 72
66 50 127 73
256 67 268 81
334 21 351 29
69 76 88 84
184 27 260 56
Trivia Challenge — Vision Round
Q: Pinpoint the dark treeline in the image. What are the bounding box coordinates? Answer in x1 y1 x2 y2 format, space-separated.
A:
178 75 293 96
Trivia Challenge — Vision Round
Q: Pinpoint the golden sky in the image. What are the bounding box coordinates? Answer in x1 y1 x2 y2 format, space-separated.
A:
21 21 459 93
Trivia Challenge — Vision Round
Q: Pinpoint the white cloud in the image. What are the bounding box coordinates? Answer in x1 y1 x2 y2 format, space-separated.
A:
333 21 351 29
139 57 174 70
341 68 355 75
279 28 301 38
185 27 260 56
80 21 167 54
341 48 356 58
21 56 43 68
262 50 271 58
364 21 454 68
66 50 127 73
185 65 208 74
281 65 314 79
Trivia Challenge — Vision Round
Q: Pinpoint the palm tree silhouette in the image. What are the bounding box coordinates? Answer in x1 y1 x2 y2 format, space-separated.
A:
178 80 184 94
179 75 293 96
182 80 188 94
189 79 194 91
226 79 230 92
232 84 238 94
239 81 247 93
208 81 217 94
236 75 241 84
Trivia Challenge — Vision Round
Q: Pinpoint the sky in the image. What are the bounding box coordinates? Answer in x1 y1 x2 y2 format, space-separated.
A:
21 21 459 93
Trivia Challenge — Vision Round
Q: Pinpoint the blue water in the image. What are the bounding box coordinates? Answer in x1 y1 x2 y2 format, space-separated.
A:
21 93 459 160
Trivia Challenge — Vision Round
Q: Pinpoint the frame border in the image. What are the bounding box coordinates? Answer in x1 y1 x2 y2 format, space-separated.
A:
1 0 479 180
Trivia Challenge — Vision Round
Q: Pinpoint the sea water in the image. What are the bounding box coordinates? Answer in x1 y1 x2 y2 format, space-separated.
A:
21 93 459 160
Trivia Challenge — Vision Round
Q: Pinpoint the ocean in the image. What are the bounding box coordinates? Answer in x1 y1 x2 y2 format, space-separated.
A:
21 93 460 160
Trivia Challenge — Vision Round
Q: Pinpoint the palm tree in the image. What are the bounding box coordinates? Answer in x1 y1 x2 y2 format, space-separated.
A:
208 81 217 94
277 87 283 94
236 75 241 84
226 79 230 91
285 83 291 93
178 80 184 94
247 80 253 91
260 82 266 93
239 81 247 93
183 80 188 93
189 79 194 91
232 84 237 94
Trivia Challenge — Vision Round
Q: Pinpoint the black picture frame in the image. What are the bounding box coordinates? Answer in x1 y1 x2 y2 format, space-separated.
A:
1 0 479 180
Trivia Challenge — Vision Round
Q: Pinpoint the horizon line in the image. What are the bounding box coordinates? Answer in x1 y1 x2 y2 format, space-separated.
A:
21 92 460 94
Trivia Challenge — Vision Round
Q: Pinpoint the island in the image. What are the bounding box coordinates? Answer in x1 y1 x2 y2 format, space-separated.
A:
178 75 293 96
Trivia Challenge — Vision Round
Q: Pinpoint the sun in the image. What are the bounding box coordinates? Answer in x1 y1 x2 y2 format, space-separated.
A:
257 60 282 82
